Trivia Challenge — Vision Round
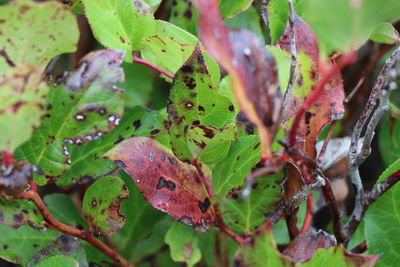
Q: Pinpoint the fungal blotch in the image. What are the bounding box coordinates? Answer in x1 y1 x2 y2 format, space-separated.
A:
198 198 210 213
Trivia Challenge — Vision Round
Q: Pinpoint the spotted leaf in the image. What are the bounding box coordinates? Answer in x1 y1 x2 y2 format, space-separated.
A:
82 176 128 236
169 0 198 35
103 137 215 232
15 50 125 183
0 197 43 229
0 0 79 73
193 0 282 160
168 46 235 162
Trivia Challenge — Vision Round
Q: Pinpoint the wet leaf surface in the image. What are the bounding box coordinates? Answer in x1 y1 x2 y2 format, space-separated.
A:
16 50 125 182
27 234 88 267
168 46 235 162
0 0 79 73
82 176 128 236
103 137 215 232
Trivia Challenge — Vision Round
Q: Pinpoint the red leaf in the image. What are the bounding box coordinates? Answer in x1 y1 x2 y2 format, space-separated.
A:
193 0 282 160
102 137 215 232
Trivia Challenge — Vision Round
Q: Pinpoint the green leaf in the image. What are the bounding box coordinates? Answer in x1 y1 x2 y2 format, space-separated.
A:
267 46 291 92
235 228 288 267
16 50 125 183
0 197 43 229
379 114 400 167
82 176 128 236
0 0 79 73
165 222 201 267
168 46 235 162
82 0 155 61
218 0 252 18
225 6 265 42
144 0 161 10
376 156 400 184
33 255 79 267
43 194 88 229
365 184 400 267
27 235 88 267
169 0 198 35
303 0 400 57
56 106 165 187
212 135 261 200
0 224 58 265
266 0 304 44
219 172 283 235
0 66 48 153
369 22 400 44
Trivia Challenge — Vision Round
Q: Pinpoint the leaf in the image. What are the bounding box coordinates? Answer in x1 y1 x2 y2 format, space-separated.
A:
165 222 202 267
265 0 304 44
0 66 48 153
32 255 79 267
103 137 215 232
234 227 289 267
168 46 235 162
0 197 43 229
0 224 58 265
379 114 400 167
0 161 33 195
218 0 252 18
27 235 88 267
0 0 79 73
212 136 261 200
82 0 155 61
16 50 125 182
282 229 336 263
169 0 198 35
193 0 282 159
369 22 400 44
303 0 400 57
225 6 265 42
43 194 88 229
56 106 165 187
82 176 128 236
219 172 283 235
365 183 400 267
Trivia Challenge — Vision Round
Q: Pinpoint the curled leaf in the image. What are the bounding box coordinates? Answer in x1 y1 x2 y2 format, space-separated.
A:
103 137 215 232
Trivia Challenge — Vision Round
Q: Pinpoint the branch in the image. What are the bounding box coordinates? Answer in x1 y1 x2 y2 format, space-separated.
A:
260 0 270 28
288 52 356 148
14 190 134 267
281 0 297 117
132 52 174 79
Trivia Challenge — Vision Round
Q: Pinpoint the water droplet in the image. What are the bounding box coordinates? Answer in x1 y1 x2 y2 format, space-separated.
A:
136 178 140 183
108 115 116 122
75 114 85 121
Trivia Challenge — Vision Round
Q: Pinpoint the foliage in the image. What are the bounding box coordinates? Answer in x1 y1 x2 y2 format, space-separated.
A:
1 0 400 266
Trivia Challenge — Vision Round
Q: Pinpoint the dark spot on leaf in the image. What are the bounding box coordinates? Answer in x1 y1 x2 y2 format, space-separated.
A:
133 120 141 130
198 198 210 213
114 135 124 144
182 65 193 73
252 183 258 189
151 129 160 135
2 244 8 250
46 104 52 110
330 102 336 107
134 0 142 7
192 120 200 125
246 124 254 135
305 111 312 124
232 193 239 199
120 36 125 43
13 214 23 223
190 92 197 98
198 105 205 111
185 101 194 109
168 156 176 165
98 108 107 115
156 177 176 191
197 53 204 63
263 116 273 127
32 244 39 248
113 160 126 168
183 76 196 89
253 143 260 150
229 105 235 112
149 152 155 162
184 8 192 19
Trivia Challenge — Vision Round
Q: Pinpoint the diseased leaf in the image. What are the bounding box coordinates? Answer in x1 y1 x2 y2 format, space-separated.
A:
0 161 32 195
165 222 202 267
225 6 265 42
168 46 235 162
27 235 88 267
282 229 336 263
33 255 79 267
219 172 283 235
103 137 215 232
365 183 400 267
56 106 165 187
213 136 261 200
193 0 282 159
82 0 155 61
0 66 48 153
218 0 252 18
169 0 198 35
16 50 125 183
369 22 400 44
0 0 79 73
82 176 128 236
0 197 43 229
0 224 58 265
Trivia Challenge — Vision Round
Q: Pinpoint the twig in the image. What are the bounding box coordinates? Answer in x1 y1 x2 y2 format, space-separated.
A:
132 52 174 79
317 120 337 165
260 0 269 28
343 76 365 105
14 190 134 267
345 171 400 238
288 52 356 148
300 192 313 233
281 0 297 116
285 208 300 240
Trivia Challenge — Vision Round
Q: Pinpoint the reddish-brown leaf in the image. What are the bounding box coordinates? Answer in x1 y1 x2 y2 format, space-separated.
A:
193 0 282 160
278 14 345 159
102 137 215 232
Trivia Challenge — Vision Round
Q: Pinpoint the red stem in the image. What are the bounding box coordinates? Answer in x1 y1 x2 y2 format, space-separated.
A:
214 204 244 245
300 192 313 233
2 152 14 168
288 52 356 148
132 52 174 79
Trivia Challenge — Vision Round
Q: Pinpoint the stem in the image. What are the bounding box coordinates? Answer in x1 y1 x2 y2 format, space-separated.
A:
132 52 174 79
300 192 313 232
214 205 244 245
317 120 337 165
15 191 134 267
288 52 356 148
285 208 300 240
260 0 270 28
